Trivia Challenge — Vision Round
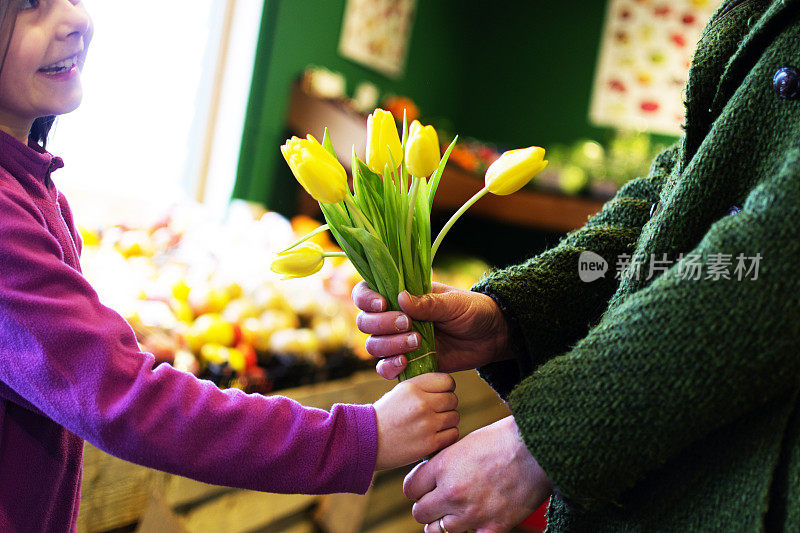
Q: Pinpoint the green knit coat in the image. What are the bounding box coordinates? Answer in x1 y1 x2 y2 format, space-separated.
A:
473 0 800 530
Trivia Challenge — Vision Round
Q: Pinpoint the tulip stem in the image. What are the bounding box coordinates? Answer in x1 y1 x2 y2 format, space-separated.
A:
323 252 347 258
278 224 330 253
406 177 421 246
431 186 489 262
343 195 378 237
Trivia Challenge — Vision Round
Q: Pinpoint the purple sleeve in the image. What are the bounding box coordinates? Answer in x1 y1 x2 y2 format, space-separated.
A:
0 186 378 494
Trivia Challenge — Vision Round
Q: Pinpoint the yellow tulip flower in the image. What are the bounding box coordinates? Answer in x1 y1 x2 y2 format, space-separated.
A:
366 109 403 175
405 120 440 177
484 146 548 195
271 242 325 279
281 135 348 204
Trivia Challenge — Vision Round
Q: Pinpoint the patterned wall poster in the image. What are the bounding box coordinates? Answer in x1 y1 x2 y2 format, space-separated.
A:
338 0 417 79
589 0 722 136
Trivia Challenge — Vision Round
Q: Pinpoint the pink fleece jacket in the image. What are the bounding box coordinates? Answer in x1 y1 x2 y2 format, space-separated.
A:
0 130 378 532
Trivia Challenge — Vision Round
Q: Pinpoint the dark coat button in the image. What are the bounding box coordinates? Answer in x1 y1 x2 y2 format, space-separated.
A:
773 67 800 99
649 201 662 219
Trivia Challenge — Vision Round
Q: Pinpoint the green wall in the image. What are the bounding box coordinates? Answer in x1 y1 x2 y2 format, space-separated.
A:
453 2 610 147
234 0 643 212
234 0 465 211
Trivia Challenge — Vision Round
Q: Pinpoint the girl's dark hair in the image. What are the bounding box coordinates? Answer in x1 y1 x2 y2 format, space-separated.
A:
30 116 55 146
0 0 56 147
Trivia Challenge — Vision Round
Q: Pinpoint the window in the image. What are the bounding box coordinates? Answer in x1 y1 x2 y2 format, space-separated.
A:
49 0 263 226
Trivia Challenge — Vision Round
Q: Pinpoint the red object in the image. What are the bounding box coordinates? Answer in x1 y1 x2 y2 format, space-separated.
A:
518 498 550 532
243 366 273 394
671 33 687 47
682 13 696 24
654 5 671 16
232 323 243 345
237 342 258 370
609 79 627 92
641 100 660 112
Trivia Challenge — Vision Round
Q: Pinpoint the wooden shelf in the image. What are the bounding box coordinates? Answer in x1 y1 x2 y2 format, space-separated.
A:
286 82 607 233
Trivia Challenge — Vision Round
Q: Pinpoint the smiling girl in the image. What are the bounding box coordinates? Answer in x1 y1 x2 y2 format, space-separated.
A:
0 1 460 531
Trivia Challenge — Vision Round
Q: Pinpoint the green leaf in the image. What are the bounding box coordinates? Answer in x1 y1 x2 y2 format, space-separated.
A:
414 178 432 292
428 135 458 210
354 164 385 240
321 127 337 158
386 149 405 218
385 158 407 269
400 177 423 296
356 158 385 213
330 226 376 289
351 154 369 215
318 203 376 289
400 112 410 194
342 226 404 309
323 196 353 227
401 229 423 296
351 151 385 240
382 165 400 263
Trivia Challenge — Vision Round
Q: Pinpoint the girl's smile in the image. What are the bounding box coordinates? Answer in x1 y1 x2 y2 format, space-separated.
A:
38 52 81 79
0 0 92 142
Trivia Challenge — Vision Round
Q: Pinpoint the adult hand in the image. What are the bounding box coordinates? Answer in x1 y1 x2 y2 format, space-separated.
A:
403 416 552 533
351 281 512 380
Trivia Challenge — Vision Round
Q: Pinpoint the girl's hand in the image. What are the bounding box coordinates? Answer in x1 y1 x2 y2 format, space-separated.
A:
373 373 459 470
352 281 513 380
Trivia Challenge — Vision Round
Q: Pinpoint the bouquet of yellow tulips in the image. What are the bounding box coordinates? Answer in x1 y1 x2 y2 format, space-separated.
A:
272 108 548 381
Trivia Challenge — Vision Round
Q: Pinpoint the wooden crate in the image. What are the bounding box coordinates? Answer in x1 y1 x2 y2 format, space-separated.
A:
77 370 508 532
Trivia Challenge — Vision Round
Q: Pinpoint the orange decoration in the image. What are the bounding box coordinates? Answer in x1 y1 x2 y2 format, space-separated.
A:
381 95 420 123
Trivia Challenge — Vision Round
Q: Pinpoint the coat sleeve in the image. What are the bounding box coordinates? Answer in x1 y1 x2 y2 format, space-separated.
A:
473 143 680 399
505 148 800 507
0 184 378 495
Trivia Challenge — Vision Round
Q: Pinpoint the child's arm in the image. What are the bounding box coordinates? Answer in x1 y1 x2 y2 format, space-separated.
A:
495 149 800 509
0 185 452 494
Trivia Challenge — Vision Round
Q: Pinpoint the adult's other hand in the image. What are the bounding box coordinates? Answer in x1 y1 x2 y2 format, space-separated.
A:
403 416 551 533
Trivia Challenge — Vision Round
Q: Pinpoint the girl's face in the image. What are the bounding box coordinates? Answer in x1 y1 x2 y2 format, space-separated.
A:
0 0 92 139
